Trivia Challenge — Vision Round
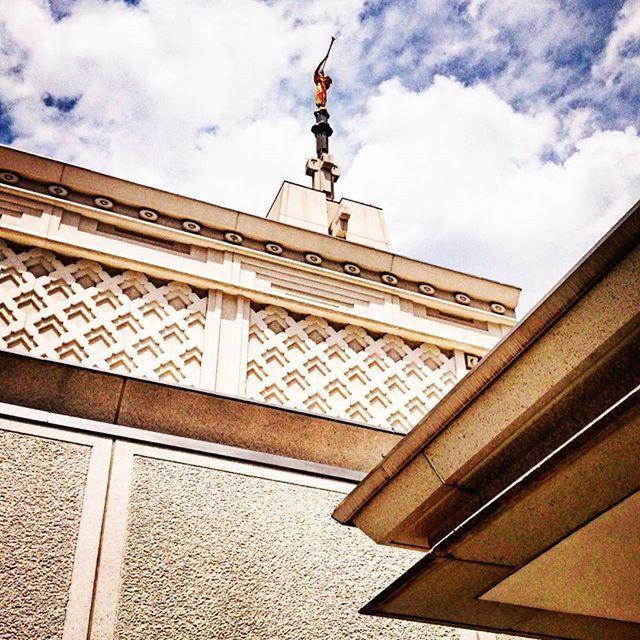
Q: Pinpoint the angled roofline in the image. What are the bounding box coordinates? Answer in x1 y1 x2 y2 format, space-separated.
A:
333 195 640 531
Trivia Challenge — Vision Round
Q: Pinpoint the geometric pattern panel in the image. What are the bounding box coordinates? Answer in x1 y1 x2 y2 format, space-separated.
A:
0 240 206 387
247 304 458 433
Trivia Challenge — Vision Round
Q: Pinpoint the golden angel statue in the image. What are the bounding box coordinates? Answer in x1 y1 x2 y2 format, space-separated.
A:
314 37 335 108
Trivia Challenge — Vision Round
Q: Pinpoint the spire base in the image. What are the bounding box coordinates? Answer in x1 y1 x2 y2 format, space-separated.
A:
306 153 340 200
308 109 339 199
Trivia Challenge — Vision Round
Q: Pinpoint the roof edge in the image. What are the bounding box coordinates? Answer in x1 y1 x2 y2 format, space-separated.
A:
0 144 520 305
333 195 640 526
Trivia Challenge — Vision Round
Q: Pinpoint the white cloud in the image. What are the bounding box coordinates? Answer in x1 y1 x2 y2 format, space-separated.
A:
1 0 639 315
339 77 640 312
0 0 364 210
467 0 489 21
598 0 640 73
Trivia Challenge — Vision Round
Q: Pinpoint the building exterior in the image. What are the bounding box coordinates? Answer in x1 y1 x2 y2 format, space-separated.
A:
334 199 640 639
0 139 519 640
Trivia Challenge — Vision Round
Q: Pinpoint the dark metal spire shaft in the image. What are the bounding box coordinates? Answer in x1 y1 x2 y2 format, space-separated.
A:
311 108 333 157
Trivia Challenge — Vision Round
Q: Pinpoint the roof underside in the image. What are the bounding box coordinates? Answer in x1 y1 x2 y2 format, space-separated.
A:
363 385 640 639
334 198 640 639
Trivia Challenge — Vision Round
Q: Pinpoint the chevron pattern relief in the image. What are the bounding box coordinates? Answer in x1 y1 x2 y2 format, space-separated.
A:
0 241 206 386
246 304 458 433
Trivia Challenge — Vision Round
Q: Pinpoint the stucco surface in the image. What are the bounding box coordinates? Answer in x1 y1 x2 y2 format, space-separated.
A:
113 456 459 639
0 429 90 640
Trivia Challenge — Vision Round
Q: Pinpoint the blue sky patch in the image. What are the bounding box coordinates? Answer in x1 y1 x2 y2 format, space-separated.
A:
619 37 640 58
47 0 75 21
358 0 396 22
0 102 16 144
198 125 218 135
351 0 640 131
42 93 80 113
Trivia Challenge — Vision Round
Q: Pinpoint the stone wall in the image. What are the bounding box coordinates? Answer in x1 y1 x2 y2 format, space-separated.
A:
1 417 462 640
0 429 90 640
0 418 111 640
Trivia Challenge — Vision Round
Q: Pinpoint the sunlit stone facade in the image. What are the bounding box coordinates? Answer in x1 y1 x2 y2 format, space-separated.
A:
0 145 519 640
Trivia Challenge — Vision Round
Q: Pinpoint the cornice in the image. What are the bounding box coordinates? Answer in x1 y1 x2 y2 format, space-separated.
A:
332 196 640 534
0 145 520 311
0 183 515 355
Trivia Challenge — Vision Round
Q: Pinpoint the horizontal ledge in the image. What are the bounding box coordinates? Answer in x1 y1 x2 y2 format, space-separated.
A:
333 196 640 528
0 401 365 483
0 349 401 474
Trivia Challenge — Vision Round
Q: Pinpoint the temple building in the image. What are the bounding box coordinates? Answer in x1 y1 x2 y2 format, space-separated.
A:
3 52 639 635
2 48 639 636
0 87 521 640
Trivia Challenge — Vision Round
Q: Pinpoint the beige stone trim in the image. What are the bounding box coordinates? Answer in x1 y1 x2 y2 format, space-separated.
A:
359 386 640 638
213 293 250 395
334 199 640 534
0 183 516 330
198 288 222 388
89 442 134 640
0 217 502 356
0 148 520 308
0 399 368 482
0 418 112 640
0 349 404 472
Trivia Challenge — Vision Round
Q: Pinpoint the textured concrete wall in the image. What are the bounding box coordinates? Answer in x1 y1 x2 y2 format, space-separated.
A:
112 456 458 640
0 429 91 640
0 423 513 640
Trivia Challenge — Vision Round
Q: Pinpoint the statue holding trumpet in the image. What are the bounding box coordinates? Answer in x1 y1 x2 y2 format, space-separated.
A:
314 37 335 108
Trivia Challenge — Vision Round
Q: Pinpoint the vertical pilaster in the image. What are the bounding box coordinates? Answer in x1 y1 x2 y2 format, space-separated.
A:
213 293 250 396
453 349 468 382
198 289 222 391
487 322 506 338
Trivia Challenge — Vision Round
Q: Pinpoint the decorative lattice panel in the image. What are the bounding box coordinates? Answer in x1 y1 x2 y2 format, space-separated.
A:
0 241 206 386
247 305 458 432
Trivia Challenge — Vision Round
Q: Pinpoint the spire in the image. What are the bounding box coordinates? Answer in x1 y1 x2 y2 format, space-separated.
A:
306 37 340 200
269 37 390 250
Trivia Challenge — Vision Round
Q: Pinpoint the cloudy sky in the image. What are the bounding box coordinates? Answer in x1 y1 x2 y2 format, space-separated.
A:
1 0 639 312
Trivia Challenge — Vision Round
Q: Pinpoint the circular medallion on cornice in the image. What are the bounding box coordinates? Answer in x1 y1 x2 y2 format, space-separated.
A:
343 263 361 276
418 283 435 296
304 253 322 265
490 301 506 314
265 242 283 255
182 220 201 233
224 231 243 244
94 197 113 210
0 172 19 184
381 273 398 286
139 209 159 222
454 292 471 305
48 184 68 197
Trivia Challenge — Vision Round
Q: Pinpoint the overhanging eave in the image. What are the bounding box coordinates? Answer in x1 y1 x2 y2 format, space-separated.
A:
333 197 640 550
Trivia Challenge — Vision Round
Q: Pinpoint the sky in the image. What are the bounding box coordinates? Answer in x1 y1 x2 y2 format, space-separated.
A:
1 0 639 312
